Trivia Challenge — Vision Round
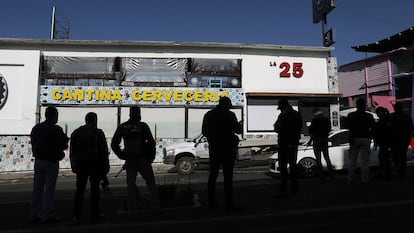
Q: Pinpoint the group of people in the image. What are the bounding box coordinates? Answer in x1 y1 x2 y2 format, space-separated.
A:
345 98 413 184
28 96 243 225
27 96 414 224
29 106 158 224
272 97 414 198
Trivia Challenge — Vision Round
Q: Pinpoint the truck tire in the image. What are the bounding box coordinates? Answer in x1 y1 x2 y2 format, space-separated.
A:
297 157 317 178
176 157 195 175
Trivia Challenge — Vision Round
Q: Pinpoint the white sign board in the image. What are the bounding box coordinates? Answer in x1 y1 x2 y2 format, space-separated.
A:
242 56 329 94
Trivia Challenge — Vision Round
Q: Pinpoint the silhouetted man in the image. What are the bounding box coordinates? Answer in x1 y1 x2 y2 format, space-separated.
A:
29 106 69 224
202 96 241 211
111 106 159 211
374 107 392 180
390 102 413 177
346 98 375 185
70 112 109 224
273 98 302 197
308 107 333 179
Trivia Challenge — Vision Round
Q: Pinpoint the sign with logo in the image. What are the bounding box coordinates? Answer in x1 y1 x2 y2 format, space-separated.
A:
312 0 336 23
0 74 8 110
40 86 244 106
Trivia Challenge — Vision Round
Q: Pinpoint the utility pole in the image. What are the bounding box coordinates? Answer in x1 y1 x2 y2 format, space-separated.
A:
312 0 336 49
50 6 70 40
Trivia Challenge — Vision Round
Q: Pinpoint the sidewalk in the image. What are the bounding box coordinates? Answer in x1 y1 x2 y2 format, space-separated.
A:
1 166 414 233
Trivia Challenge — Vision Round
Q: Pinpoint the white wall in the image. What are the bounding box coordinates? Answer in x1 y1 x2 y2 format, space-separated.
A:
242 55 329 94
0 50 40 135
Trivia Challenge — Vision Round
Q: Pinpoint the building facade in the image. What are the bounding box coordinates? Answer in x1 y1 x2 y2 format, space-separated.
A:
0 39 339 172
338 27 414 117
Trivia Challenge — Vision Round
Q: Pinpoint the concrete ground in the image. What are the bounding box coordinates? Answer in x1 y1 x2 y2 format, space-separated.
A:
1 162 414 233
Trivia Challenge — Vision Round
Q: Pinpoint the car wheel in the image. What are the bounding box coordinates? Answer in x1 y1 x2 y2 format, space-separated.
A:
297 157 317 178
176 157 195 175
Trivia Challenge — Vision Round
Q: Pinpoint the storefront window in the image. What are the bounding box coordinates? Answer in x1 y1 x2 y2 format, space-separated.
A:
41 56 118 86
187 75 241 88
121 107 185 139
392 50 414 74
41 107 118 138
190 58 241 77
393 75 413 99
188 108 209 138
122 58 187 87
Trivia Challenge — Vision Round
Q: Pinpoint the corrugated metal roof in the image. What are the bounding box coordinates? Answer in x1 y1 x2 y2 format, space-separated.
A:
352 26 414 53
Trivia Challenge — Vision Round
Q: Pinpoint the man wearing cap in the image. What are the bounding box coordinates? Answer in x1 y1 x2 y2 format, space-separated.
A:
202 96 242 211
111 106 159 211
273 98 302 198
308 107 333 179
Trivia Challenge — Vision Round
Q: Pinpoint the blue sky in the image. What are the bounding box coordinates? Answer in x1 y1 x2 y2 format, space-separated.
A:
0 0 413 65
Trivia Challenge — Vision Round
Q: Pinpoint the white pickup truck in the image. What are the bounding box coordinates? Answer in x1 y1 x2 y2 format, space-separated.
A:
162 134 275 174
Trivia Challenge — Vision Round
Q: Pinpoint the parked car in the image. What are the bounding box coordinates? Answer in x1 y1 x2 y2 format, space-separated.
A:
163 133 269 175
163 134 210 175
269 129 412 178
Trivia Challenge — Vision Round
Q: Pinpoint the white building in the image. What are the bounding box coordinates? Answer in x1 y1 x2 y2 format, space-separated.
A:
0 39 340 171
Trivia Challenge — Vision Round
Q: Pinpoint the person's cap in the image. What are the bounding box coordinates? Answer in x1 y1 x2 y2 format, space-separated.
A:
278 98 289 109
313 107 321 114
218 96 232 108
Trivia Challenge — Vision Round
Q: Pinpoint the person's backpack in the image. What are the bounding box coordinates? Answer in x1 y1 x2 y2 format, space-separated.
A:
122 122 155 162
70 125 99 173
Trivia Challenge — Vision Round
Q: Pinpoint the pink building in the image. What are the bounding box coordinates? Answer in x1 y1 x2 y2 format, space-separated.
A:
339 27 414 118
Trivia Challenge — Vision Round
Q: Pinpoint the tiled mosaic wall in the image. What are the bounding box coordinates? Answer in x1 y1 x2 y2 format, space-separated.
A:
0 136 168 172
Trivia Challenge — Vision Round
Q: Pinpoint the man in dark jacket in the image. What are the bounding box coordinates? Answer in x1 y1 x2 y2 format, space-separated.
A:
202 96 241 211
29 106 69 224
70 112 109 223
390 102 413 177
111 106 159 211
273 98 302 197
374 107 392 180
346 98 375 184
308 108 333 179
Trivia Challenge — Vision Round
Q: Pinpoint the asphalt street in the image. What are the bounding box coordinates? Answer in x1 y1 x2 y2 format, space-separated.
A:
1 161 414 233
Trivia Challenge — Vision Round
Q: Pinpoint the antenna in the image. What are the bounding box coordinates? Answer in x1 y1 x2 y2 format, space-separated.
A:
50 6 70 40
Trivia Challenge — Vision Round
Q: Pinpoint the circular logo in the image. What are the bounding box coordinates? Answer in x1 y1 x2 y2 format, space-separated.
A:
0 74 8 110
315 0 326 12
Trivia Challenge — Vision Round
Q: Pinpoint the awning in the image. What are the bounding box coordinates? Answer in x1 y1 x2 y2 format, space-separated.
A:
352 27 414 53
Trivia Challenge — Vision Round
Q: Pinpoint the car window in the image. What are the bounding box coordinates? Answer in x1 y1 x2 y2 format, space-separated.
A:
329 131 350 146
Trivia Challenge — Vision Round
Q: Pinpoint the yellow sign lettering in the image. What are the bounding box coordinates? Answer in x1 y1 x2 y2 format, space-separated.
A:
163 90 173 101
62 89 73 101
51 89 62 100
112 90 122 101
143 90 152 101
132 90 141 101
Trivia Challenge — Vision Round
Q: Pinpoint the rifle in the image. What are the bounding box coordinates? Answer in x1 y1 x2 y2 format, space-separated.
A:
114 164 127 178
100 175 112 197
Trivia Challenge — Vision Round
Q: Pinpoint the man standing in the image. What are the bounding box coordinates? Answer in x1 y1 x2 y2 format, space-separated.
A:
346 98 375 185
374 107 392 180
70 112 109 223
111 106 159 211
308 107 333 179
273 98 302 197
390 102 413 178
29 106 69 224
202 96 241 211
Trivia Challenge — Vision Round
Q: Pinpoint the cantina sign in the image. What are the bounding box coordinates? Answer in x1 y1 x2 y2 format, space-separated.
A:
40 86 244 106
